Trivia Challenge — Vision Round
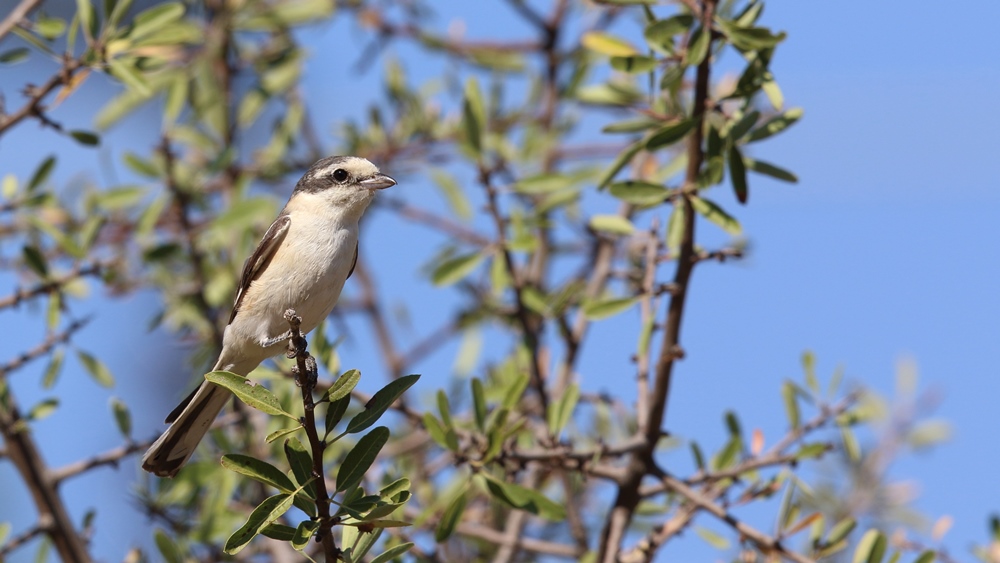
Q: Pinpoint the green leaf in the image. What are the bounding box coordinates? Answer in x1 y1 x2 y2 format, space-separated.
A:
224 494 296 554
597 138 644 189
107 58 151 96
646 119 697 150
27 398 59 421
602 118 660 134
747 107 803 142
908 419 953 449
842 425 861 462
431 169 472 220
325 395 350 435
432 252 484 286
422 413 452 450
782 381 800 429
221 454 296 493
745 158 798 183
370 543 415 563
77 350 114 387
717 19 787 51
291 520 319 551
728 144 749 204
795 443 827 460
336 426 390 492
321 369 361 403
283 438 315 494
345 374 419 434
826 517 856 547
154 528 182 563
644 15 694 54
69 130 100 146
583 297 638 320
123 152 158 177
109 397 131 437
686 25 710 66
482 475 566 521
266 426 300 443
0 48 30 64
130 2 185 39
76 0 95 40
695 526 731 549
205 371 294 419
462 77 485 156
727 110 759 141
589 214 635 235
610 55 658 73
853 529 887 563
581 31 637 57
665 201 686 255
435 491 467 542
22 245 48 278
913 551 936 563
548 383 579 436
609 180 671 206
42 348 65 389
28 156 56 191
690 196 741 235
471 377 487 431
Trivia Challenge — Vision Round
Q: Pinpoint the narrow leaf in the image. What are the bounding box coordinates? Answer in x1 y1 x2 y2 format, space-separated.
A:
435 492 467 542
77 350 114 387
321 369 361 403
728 144 749 203
345 374 419 434
432 253 484 286
221 454 296 493
690 196 741 235
205 371 294 419
336 426 390 492
482 475 566 521
583 297 638 320
224 494 296 554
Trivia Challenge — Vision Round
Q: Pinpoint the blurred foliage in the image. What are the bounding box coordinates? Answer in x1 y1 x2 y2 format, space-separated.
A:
0 0 991 561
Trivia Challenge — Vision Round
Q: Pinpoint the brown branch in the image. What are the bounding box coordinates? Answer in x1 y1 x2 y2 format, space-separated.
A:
0 262 106 311
457 517 583 559
596 1 718 560
50 440 152 485
638 468 816 563
0 523 45 559
0 317 90 378
0 56 82 137
0 0 43 45
284 310 340 561
0 384 92 562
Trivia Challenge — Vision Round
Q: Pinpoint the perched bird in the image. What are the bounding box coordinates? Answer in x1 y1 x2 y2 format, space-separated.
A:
142 156 396 477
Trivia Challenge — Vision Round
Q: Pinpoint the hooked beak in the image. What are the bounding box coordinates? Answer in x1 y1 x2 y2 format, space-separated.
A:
360 172 396 190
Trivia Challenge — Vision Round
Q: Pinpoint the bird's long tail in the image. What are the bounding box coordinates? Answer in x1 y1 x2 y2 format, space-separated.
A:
141 367 236 478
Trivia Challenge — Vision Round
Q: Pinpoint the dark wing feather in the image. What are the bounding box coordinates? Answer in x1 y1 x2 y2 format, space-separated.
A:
346 241 358 279
228 214 291 325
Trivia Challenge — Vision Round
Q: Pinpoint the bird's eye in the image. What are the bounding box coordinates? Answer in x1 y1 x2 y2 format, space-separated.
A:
332 169 349 183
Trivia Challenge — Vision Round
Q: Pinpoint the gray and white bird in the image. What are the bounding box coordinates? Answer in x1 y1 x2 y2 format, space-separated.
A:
142 156 395 477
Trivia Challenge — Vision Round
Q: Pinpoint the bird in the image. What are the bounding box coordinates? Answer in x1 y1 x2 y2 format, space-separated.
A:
142 155 396 477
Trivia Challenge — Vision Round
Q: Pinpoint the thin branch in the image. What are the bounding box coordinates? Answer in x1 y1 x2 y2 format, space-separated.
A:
50 440 152 485
0 261 106 311
0 57 82 137
0 317 90 378
641 467 815 563
381 197 492 247
0 0 43 46
284 310 340 561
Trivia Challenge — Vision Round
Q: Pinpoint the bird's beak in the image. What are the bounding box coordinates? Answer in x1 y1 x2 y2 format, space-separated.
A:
360 173 396 190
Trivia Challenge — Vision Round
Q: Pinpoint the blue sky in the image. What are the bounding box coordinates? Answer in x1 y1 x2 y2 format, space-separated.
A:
1 0 999 561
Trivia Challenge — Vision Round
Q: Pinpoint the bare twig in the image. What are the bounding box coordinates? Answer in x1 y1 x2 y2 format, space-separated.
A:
50 440 152 485
0 317 90 378
0 0 43 46
0 262 106 311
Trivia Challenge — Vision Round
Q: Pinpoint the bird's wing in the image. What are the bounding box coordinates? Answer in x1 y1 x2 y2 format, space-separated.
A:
228 213 291 325
346 241 358 280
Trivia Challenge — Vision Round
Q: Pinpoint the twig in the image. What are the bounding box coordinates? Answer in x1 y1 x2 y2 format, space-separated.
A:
0 523 45 559
284 309 340 561
0 261 106 311
50 440 152 485
640 467 815 563
0 0 43 45
0 317 90 378
0 56 82 137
